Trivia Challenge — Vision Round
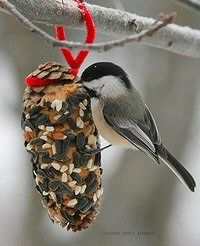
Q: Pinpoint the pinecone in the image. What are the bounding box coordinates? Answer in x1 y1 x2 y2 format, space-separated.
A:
21 61 103 232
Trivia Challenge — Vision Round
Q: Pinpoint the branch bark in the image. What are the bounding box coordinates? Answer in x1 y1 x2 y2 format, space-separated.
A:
1 0 200 58
175 0 200 11
0 1 177 52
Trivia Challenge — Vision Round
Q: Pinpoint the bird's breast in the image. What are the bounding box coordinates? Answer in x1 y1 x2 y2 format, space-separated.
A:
91 98 134 148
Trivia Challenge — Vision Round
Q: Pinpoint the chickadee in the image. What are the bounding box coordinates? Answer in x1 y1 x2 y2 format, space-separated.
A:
80 62 196 192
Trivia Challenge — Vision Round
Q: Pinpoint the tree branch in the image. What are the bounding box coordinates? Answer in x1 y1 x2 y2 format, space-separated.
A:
175 0 200 11
0 0 177 52
0 0 200 58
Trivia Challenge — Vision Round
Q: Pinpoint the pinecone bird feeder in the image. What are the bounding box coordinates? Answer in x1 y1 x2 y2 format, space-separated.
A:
21 61 103 232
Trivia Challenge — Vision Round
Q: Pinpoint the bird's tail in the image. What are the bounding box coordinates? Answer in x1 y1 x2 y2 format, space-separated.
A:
157 145 196 192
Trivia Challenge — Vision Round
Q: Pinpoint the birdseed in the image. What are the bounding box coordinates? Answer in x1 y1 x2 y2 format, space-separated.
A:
22 61 103 232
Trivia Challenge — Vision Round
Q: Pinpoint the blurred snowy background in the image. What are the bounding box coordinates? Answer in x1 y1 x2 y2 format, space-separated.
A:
0 0 200 245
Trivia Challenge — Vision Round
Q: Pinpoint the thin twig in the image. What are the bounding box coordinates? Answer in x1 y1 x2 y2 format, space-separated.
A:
0 0 176 51
0 0 200 58
175 0 200 11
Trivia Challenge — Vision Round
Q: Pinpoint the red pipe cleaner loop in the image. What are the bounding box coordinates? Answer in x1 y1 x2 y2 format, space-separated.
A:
56 0 96 74
26 0 96 87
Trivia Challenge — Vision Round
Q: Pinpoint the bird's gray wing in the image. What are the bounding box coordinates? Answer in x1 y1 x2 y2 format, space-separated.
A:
103 95 161 162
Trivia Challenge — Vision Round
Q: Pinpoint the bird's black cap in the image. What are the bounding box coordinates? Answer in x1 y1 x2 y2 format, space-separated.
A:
81 62 132 89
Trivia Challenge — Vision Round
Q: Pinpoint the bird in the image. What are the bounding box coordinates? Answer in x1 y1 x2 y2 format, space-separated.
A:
80 62 196 192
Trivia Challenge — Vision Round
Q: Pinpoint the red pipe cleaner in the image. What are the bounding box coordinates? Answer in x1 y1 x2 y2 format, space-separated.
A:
26 0 96 87
56 0 96 75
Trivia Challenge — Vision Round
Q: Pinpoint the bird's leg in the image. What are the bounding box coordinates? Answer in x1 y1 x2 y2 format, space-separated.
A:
81 144 112 155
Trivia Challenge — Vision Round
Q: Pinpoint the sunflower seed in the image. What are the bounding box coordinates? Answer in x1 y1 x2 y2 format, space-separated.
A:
31 151 39 164
58 112 72 124
74 92 86 99
59 182 73 197
55 141 62 154
94 152 101 166
71 173 82 184
39 179 49 192
55 189 63 204
42 155 53 164
60 210 75 224
78 199 93 213
68 119 78 130
76 133 85 151
37 169 48 178
73 153 81 167
76 197 88 211
69 92 85 105
81 154 91 167
31 138 46 146
48 180 60 191
35 115 50 126
29 106 42 117
49 166 60 175
21 113 25 127
44 169 54 178
85 180 98 195
86 172 95 184
60 102 69 112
